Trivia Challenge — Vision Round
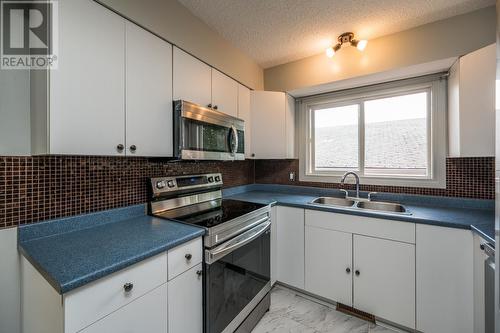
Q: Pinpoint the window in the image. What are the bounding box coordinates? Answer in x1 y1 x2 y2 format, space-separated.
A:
300 75 447 188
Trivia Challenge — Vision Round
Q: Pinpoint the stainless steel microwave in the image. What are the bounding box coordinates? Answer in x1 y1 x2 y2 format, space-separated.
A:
173 100 245 161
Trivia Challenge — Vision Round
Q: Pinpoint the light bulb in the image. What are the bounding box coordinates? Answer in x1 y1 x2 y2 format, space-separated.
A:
326 46 335 58
356 39 368 51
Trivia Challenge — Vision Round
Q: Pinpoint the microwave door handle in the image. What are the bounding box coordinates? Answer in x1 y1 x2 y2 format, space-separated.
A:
230 126 238 155
205 221 270 264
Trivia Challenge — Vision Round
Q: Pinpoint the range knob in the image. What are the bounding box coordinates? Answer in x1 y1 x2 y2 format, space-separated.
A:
208 176 214 183
215 176 221 182
167 180 175 188
156 181 166 189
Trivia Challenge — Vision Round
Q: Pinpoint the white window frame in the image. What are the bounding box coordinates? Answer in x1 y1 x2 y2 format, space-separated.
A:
298 74 447 188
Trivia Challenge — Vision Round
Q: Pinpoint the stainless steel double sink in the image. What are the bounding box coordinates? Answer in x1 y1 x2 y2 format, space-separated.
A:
310 197 410 215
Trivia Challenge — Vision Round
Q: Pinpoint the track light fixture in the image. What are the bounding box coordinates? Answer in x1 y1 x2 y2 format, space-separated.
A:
325 32 367 58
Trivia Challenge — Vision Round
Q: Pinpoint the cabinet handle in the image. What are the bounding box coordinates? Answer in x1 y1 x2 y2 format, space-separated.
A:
116 144 124 152
213 105 218 110
355 270 360 276
345 267 351 274
129 145 137 152
185 253 192 261
123 282 134 292
196 270 202 277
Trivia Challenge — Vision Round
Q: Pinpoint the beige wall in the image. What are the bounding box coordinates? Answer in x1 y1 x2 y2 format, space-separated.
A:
98 0 264 90
264 6 496 93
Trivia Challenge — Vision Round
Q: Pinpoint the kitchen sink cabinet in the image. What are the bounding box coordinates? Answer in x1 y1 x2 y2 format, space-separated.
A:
416 224 474 333
31 0 173 157
276 206 304 289
353 235 415 329
305 226 352 306
250 91 295 159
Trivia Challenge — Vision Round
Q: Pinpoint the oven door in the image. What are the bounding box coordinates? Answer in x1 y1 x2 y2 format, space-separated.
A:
204 221 271 333
174 100 244 160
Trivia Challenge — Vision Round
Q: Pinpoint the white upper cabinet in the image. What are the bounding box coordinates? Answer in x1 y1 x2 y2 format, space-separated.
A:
212 69 238 117
125 22 173 157
173 47 212 108
353 235 415 329
237 84 252 158
448 43 496 157
250 91 295 159
47 0 126 155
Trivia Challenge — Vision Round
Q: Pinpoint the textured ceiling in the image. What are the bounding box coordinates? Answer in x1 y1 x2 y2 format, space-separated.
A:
177 0 494 68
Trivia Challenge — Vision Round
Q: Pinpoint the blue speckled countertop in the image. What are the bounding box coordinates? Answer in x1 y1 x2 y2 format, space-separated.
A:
18 204 205 294
223 184 495 244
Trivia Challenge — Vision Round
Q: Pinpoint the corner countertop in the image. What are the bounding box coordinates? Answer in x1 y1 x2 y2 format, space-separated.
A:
223 184 495 244
18 205 205 294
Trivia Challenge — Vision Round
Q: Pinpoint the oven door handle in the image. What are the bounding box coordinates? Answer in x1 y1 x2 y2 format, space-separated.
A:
205 221 271 264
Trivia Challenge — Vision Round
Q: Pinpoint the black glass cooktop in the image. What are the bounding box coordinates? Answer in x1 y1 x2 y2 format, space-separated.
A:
173 199 266 228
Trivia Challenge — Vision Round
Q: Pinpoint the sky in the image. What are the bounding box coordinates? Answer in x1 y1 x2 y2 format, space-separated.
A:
314 92 427 128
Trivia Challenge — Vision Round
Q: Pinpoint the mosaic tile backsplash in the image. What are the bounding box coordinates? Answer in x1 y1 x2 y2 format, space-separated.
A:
0 156 494 229
255 157 495 200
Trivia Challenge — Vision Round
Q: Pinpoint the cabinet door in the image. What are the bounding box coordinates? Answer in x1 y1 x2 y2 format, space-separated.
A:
50 0 125 155
416 225 473 333
78 284 167 333
212 69 238 117
173 47 211 107
237 84 252 158
270 205 278 285
125 23 172 157
305 226 352 305
285 94 296 158
353 235 415 329
276 206 304 289
167 263 203 333
250 91 286 159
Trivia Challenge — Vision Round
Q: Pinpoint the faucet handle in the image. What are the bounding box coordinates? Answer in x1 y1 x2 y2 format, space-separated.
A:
368 192 378 201
340 189 349 198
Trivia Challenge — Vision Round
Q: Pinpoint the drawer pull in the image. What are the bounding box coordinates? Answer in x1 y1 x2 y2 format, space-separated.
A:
346 267 351 274
185 253 192 261
123 282 134 292
355 270 360 276
196 270 202 277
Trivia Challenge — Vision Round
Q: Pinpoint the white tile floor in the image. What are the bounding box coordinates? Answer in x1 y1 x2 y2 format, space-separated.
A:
252 286 396 333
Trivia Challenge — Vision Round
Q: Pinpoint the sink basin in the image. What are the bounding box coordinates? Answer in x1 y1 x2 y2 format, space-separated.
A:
310 197 356 207
356 201 408 214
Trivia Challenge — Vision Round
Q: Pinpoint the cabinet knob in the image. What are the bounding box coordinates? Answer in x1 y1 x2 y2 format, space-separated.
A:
355 270 360 276
116 144 124 152
196 270 202 277
185 253 192 261
207 103 212 108
129 145 137 152
251 153 255 157
123 282 134 292
346 267 351 274
213 105 218 110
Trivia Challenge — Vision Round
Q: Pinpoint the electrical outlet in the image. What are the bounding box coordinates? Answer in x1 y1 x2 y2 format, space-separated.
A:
289 171 296 182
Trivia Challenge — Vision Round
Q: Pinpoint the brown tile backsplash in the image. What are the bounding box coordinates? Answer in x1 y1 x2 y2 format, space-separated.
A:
255 157 495 200
0 156 494 229
0 156 254 229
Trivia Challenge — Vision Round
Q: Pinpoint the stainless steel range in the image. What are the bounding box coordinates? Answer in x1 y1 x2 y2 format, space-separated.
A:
149 173 272 333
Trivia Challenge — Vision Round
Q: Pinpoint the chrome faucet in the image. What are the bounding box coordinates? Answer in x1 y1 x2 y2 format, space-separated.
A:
340 171 360 198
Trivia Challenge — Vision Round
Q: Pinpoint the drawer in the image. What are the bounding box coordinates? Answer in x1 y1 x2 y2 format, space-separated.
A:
168 237 202 280
305 210 415 244
79 284 167 333
64 252 167 333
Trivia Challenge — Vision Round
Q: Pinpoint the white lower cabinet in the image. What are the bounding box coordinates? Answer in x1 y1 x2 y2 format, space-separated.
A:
80 284 167 333
276 206 304 289
416 224 474 333
21 237 203 333
168 263 203 333
305 226 352 305
270 205 278 285
353 235 415 329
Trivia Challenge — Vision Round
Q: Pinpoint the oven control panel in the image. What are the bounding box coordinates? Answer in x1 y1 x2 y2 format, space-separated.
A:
150 173 223 197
